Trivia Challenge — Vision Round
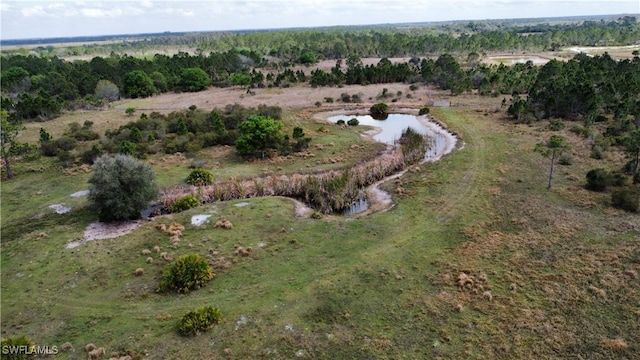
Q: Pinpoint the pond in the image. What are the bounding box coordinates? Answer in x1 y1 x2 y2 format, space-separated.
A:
327 113 449 162
327 113 455 215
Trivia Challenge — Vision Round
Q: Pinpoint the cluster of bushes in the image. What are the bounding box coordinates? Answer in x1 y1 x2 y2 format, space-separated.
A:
585 168 638 212
39 121 102 166
169 195 200 213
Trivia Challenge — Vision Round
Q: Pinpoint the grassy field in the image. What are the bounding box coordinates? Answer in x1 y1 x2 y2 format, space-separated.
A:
1 89 639 359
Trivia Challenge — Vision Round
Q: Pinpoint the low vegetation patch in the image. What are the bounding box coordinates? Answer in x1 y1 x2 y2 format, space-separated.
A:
157 254 215 293
185 168 213 186
169 194 200 213
177 306 222 336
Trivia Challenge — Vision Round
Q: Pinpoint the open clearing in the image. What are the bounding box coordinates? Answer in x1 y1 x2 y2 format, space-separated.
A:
2 83 639 359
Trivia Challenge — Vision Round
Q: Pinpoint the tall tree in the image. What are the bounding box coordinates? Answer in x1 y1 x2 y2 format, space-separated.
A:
0 109 24 179
123 70 156 98
235 115 285 158
535 135 570 189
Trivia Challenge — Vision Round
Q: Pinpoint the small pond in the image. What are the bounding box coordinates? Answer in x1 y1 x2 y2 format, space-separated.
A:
327 113 448 162
327 113 453 215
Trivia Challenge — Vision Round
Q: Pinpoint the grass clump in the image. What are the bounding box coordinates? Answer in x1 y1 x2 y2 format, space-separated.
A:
185 168 213 186
177 306 222 336
157 254 215 293
0 335 34 360
169 195 200 213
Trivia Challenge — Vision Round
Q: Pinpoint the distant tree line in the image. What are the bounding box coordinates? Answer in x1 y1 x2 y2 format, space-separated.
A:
1 17 637 121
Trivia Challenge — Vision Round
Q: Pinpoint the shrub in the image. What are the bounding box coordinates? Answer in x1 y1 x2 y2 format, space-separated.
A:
170 195 200 213
40 141 59 156
56 150 74 167
611 188 639 212
409 84 418 91
591 145 604 159
336 119 346 126
347 118 359 126
1 335 35 360
558 154 573 165
80 144 101 164
186 168 213 186
370 102 389 116
177 306 222 336
549 119 565 131
314 101 322 107
324 97 334 103
88 154 159 222
157 254 215 293
418 106 430 115
56 136 77 151
340 93 351 103
585 168 611 192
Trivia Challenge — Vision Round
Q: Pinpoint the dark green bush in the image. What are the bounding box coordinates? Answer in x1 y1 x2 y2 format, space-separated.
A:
177 306 222 336
418 106 430 115
336 119 346 126
157 254 215 293
324 97 334 103
55 136 77 151
340 93 351 103
186 168 213 186
1 335 35 360
585 168 611 192
80 144 101 164
347 118 359 126
611 188 639 212
370 103 389 116
170 195 200 213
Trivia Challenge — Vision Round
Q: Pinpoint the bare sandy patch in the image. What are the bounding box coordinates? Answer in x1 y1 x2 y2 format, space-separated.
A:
49 204 71 214
66 220 144 249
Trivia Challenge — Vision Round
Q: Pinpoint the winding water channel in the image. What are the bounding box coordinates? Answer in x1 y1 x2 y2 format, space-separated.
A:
325 112 457 214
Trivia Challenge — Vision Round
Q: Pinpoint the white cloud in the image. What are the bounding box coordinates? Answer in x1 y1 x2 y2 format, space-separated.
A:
80 7 124 18
21 6 48 17
140 0 153 8
47 3 65 10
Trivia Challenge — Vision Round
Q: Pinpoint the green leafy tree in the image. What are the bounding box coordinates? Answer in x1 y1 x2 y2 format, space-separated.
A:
370 102 389 116
88 154 159 222
535 135 571 189
123 70 156 98
0 109 24 179
177 68 211 92
299 51 317 65
235 115 285 158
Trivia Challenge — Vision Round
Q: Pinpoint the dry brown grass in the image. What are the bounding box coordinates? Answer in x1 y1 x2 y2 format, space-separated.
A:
600 338 628 351
145 257 153 264
60 342 73 352
141 249 151 255
214 219 233 229
134 268 144 276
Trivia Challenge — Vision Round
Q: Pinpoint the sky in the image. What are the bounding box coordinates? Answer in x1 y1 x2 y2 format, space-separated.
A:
1 0 638 40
